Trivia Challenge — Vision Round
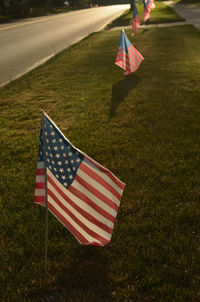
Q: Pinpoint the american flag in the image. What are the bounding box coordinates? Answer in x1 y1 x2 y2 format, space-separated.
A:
131 3 140 36
115 29 144 75
34 112 125 246
143 0 151 22
150 0 155 10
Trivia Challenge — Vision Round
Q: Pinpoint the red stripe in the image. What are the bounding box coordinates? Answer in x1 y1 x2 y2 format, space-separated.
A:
116 47 143 69
116 54 137 72
48 188 109 245
68 185 115 222
135 15 140 24
36 169 45 175
47 174 113 234
127 50 143 71
115 56 129 69
129 45 144 62
75 175 118 211
48 202 91 245
80 162 121 201
132 23 136 36
128 57 139 72
115 55 127 64
117 52 130 64
128 46 142 64
144 9 150 21
34 195 45 203
116 59 132 73
35 182 45 189
117 51 138 69
127 59 137 72
132 20 140 35
115 61 124 69
116 53 123 61
84 155 125 190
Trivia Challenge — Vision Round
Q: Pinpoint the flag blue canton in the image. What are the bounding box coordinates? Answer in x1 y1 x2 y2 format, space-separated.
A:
143 0 149 9
38 116 84 189
120 30 131 54
133 3 138 19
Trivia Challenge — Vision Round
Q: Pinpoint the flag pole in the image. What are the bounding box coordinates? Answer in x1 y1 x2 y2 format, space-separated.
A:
42 110 49 276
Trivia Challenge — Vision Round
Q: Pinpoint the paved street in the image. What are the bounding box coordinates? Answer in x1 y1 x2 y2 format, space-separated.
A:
0 5 129 87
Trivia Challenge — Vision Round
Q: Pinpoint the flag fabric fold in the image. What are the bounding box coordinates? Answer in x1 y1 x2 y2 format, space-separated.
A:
131 3 140 36
34 112 126 246
115 29 144 75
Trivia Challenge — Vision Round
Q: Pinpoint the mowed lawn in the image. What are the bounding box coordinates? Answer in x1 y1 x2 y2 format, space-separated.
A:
0 12 200 302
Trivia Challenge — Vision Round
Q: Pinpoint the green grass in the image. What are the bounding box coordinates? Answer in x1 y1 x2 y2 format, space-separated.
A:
0 17 200 302
107 1 184 29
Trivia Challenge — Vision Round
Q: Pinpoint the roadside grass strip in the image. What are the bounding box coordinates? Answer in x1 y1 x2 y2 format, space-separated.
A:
107 1 185 29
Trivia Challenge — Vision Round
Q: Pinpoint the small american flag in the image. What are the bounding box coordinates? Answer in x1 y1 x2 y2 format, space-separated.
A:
115 29 144 75
131 3 140 36
34 112 125 246
150 0 155 10
143 0 151 22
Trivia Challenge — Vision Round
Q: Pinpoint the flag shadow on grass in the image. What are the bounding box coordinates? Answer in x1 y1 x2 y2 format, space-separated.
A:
142 28 150 34
55 246 112 301
110 75 140 119
30 246 112 301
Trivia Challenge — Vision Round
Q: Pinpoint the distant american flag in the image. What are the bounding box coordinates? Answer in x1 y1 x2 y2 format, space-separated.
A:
143 0 151 22
115 29 144 75
131 3 140 36
150 0 155 10
34 112 125 246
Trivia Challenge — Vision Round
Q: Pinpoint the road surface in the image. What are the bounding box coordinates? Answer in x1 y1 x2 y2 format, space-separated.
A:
0 5 129 87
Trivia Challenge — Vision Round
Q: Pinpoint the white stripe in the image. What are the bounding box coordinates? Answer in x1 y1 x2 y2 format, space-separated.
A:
48 181 111 241
35 188 45 196
129 49 143 64
128 48 141 66
48 195 102 245
47 169 114 229
36 175 45 182
83 154 125 186
37 161 44 169
72 179 117 217
77 168 120 207
83 158 123 195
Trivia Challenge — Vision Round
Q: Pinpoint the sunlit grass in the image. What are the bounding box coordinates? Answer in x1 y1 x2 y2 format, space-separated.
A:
0 17 200 302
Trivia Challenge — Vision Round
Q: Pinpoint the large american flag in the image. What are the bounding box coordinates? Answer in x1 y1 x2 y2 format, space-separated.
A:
131 3 140 36
34 112 125 246
115 29 144 75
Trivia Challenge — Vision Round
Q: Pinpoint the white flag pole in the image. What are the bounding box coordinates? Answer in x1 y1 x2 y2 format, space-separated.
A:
42 110 49 276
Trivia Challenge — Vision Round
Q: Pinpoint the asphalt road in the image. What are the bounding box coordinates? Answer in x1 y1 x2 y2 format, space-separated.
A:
0 4 129 87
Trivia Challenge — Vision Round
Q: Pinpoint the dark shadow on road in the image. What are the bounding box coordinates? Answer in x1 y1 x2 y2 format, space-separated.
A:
110 74 140 119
